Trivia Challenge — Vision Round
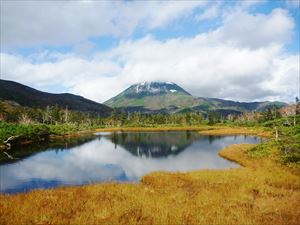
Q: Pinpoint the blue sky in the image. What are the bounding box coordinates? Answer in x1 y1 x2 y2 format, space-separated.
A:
1 0 299 103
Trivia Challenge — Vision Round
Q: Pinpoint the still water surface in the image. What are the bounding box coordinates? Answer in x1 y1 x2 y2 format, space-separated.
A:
0 131 261 194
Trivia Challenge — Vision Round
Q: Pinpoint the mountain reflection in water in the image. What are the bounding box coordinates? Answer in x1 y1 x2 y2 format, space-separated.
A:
104 131 201 157
0 131 261 194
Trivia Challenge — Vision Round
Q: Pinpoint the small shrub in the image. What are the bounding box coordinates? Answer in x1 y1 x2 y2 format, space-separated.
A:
247 142 272 158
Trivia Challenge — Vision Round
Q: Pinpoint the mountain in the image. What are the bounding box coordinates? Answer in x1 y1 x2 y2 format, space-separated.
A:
105 81 287 115
0 79 112 116
105 81 199 113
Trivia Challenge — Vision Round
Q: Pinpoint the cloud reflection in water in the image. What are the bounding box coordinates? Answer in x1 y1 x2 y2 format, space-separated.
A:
0 132 260 193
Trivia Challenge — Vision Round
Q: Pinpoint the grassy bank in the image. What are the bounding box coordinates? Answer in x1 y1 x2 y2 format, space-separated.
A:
1 128 299 225
199 126 272 137
94 125 213 132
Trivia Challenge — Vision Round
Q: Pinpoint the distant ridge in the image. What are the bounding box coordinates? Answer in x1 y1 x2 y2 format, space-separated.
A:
105 81 287 115
0 79 112 116
0 79 287 116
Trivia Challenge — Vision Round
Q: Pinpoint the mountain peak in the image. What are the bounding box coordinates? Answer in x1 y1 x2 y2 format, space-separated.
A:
136 81 174 85
104 81 195 111
131 81 191 95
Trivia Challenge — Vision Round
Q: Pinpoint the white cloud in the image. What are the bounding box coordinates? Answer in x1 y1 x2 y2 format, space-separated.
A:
264 54 300 101
214 8 295 49
1 39 298 103
0 1 206 48
0 52 123 99
98 36 295 102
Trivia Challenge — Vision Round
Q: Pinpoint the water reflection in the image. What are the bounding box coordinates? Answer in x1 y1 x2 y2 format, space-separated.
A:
104 131 200 157
0 135 96 165
0 131 261 194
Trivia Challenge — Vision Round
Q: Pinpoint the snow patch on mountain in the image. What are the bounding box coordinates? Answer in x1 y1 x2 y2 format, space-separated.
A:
135 81 175 94
129 81 191 96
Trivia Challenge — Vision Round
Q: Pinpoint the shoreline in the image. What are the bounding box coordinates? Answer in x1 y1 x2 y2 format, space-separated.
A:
0 125 272 150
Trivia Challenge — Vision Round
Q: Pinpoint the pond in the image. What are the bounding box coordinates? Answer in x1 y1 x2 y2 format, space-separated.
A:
0 131 261 194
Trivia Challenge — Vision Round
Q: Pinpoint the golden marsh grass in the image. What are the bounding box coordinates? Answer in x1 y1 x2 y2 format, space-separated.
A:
199 126 272 137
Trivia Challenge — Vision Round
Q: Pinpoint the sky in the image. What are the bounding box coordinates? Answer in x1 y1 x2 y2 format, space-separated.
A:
0 0 299 103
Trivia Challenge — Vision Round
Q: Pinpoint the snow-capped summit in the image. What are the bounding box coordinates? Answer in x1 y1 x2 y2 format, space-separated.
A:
132 81 191 95
104 81 194 113
104 81 287 115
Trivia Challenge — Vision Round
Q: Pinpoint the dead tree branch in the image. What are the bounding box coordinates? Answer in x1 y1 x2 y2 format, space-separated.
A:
3 151 19 160
3 135 20 144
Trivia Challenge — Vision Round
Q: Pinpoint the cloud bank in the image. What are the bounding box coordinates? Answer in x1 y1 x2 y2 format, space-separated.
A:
1 2 299 103
1 1 206 48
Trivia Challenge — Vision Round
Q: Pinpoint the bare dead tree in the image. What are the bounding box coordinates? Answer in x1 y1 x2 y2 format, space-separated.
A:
3 135 20 150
